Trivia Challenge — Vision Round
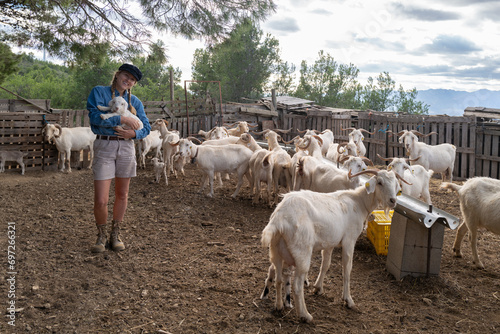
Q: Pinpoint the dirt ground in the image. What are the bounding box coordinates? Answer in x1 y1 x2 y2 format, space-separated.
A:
0 161 499 334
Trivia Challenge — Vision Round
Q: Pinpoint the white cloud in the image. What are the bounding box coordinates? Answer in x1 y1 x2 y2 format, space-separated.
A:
155 0 500 92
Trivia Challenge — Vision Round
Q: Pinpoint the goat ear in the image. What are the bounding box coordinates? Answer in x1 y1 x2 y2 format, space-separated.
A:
364 176 377 194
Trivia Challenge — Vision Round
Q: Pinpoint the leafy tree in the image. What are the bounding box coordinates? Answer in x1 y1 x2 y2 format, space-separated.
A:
0 53 73 108
294 50 360 107
361 72 395 111
393 85 429 114
130 41 184 101
0 0 276 64
0 42 21 84
191 19 281 102
270 61 296 96
69 58 120 109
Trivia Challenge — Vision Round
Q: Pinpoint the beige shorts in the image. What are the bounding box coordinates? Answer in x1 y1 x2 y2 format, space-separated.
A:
92 139 137 180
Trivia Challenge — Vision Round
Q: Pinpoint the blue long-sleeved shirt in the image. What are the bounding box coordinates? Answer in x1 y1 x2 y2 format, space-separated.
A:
87 86 151 140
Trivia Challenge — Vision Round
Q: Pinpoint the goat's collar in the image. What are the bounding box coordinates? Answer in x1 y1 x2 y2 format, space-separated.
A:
191 146 199 164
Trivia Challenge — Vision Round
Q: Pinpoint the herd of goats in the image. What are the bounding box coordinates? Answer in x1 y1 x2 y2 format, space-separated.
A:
1 111 498 322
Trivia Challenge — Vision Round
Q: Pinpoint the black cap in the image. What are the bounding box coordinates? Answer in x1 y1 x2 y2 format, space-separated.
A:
118 63 143 81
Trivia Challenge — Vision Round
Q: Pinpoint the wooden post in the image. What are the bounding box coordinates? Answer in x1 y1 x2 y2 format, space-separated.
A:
169 68 174 101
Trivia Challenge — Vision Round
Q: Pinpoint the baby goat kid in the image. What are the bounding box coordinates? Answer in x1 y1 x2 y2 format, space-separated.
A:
261 169 405 322
98 96 144 130
0 150 28 175
441 177 500 269
151 157 167 185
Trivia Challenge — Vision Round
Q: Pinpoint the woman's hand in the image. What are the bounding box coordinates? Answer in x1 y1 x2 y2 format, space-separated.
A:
120 116 141 130
114 126 136 139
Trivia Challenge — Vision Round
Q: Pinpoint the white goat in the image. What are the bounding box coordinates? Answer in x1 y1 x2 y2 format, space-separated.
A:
198 126 229 140
224 121 256 137
97 96 144 130
172 152 189 178
151 119 180 176
261 169 404 322
42 123 96 173
137 130 162 169
236 133 262 152
398 130 456 182
342 127 374 157
0 151 28 175
297 129 334 156
377 154 434 204
294 155 371 192
201 136 240 146
151 157 167 184
441 177 500 269
325 141 358 164
175 138 253 198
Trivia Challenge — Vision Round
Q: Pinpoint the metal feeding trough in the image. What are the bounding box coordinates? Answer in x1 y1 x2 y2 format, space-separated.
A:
387 194 459 280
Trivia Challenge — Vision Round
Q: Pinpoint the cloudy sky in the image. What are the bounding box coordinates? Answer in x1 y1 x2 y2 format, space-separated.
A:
166 0 500 93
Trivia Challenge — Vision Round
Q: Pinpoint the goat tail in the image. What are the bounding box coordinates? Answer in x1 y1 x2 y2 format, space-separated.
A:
261 223 279 248
262 152 273 168
297 156 305 176
440 182 461 193
428 169 434 178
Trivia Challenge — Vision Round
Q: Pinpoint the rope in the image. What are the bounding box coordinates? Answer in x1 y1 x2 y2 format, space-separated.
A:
378 124 390 133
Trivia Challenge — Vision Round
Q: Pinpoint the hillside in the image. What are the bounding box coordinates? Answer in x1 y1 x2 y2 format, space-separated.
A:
417 89 500 116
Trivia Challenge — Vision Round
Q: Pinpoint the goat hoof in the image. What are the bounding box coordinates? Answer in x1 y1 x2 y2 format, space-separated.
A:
300 314 313 323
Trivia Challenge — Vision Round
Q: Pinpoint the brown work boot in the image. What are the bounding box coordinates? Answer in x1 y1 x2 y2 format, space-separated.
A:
91 224 107 253
110 220 125 251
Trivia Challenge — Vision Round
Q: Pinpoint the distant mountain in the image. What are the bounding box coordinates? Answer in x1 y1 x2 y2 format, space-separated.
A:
416 89 500 116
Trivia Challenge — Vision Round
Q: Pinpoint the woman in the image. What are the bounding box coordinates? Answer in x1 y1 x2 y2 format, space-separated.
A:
87 63 151 252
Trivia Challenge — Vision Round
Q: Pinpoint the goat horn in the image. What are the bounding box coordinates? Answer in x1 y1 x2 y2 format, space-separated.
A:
252 129 270 135
422 131 437 137
248 123 259 128
275 128 292 134
54 124 63 138
297 128 308 134
188 136 202 144
395 172 412 185
406 155 421 162
312 135 323 146
162 119 169 127
339 154 350 163
376 153 394 162
410 130 425 136
224 123 237 128
348 169 380 179
361 156 374 166
282 135 300 145
341 127 355 131
397 130 406 136
360 129 375 135
298 136 312 150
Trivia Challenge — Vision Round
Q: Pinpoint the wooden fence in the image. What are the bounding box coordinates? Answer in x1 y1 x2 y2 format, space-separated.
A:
281 111 498 180
1 99 499 180
0 98 221 173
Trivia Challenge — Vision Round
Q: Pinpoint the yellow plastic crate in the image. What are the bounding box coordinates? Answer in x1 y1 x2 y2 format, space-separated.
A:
366 210 394 256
